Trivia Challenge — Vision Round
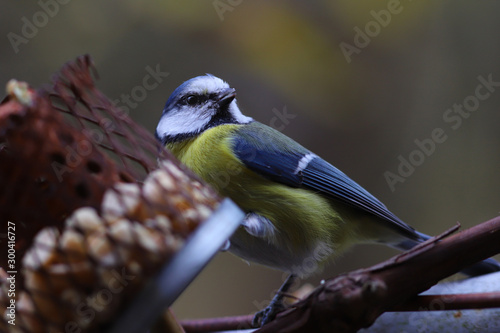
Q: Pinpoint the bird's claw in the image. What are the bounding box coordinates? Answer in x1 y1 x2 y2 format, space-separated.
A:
252 300 286 327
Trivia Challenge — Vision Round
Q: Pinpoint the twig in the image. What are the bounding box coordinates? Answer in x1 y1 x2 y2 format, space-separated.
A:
179 290 500 332
392 292 500 312
180 315 254 333
255 215 500 333
179 216 500 332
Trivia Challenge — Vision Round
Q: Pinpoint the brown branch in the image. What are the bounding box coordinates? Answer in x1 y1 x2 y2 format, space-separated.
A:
179 217 500 332
392 292 500 312
180 315 254 333
254 215 500 333
180 291 500 332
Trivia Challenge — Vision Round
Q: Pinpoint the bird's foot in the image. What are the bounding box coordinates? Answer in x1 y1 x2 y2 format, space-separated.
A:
252 274 297 327
252 297 286 327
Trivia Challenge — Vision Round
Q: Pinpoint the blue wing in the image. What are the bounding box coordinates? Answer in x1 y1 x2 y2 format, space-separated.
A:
231 122 421 241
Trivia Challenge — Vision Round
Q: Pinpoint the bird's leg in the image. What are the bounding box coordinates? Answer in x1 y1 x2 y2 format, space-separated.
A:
252 274 297 327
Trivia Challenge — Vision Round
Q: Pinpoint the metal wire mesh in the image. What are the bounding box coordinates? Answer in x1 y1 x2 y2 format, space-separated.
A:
0 55 221 333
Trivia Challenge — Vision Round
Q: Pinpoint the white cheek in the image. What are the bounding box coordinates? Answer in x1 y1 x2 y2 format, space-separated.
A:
156 108 212 138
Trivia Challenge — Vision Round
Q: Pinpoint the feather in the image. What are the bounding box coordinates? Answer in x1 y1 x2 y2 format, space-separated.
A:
232 121 422 242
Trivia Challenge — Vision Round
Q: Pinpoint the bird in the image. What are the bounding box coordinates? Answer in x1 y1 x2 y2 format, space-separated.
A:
155 74 500 326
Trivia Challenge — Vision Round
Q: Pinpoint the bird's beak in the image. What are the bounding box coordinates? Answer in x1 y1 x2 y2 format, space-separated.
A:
217 88 236 108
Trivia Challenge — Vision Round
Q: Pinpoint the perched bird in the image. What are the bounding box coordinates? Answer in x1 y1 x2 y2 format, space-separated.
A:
155 74 500 326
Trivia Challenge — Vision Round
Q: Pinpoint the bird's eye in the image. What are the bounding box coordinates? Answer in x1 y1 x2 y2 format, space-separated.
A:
185 95 200 106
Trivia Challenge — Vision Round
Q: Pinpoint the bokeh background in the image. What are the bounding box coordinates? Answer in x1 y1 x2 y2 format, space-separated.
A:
2 0 500 321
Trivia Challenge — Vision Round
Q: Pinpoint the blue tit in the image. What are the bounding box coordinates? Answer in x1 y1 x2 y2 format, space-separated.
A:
155 74 500 325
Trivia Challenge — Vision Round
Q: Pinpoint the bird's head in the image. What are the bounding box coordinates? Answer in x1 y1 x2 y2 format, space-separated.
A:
155 74 253 144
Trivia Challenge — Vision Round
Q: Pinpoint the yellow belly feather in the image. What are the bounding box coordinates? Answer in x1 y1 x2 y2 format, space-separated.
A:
166 124 360 273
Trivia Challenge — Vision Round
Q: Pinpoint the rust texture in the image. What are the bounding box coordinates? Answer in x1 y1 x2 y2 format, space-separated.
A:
0 55 220 332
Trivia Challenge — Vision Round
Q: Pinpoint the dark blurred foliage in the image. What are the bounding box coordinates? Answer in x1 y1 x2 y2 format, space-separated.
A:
1 0 500 320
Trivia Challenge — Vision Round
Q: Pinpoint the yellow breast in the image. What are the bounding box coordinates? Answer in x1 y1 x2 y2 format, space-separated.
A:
165 125 357 273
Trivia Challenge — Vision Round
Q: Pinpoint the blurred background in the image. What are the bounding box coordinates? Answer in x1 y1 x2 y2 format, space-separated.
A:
2 0 500 321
